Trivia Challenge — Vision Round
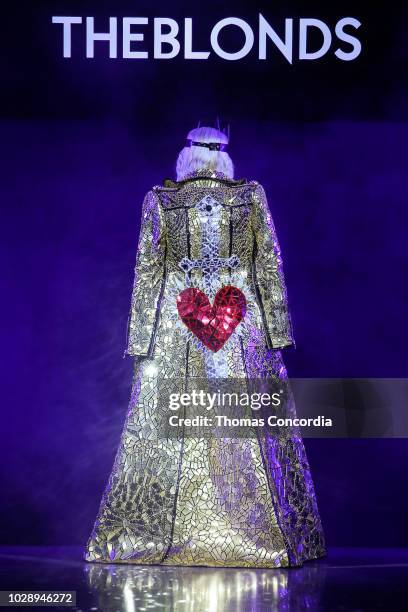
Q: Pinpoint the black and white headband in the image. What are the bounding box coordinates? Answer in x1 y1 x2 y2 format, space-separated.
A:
187 139 227 152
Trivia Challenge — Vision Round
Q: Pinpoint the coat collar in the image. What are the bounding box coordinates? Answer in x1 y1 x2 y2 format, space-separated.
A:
163 169 246 188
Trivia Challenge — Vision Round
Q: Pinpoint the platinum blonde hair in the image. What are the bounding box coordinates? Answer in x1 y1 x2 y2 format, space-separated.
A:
176 126 234 181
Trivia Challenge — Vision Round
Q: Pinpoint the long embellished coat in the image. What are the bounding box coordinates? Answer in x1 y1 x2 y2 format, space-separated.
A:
84 170 326 568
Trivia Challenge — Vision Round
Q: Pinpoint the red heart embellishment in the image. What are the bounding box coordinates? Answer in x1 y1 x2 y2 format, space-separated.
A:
176 286 247 352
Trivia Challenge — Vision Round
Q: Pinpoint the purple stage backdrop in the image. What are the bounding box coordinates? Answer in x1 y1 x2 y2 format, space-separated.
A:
1 0 408 549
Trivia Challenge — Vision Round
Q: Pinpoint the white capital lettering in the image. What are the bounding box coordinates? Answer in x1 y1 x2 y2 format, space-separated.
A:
154 18 180 59
184 18 210 59
123 17 148 58
299 18 331 60
335 18 362 61
86 17 117 59
211 17 254 61
52 16 82 58
259 14 293 64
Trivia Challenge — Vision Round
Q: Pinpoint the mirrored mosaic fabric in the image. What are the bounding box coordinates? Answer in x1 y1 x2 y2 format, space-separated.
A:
84 171 326 568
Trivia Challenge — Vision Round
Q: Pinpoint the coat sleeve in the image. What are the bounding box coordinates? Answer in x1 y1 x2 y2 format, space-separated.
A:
124 189 166 357
251 182 295 349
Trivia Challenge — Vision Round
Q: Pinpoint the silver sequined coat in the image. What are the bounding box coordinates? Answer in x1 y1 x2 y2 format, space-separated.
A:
84 170 326 568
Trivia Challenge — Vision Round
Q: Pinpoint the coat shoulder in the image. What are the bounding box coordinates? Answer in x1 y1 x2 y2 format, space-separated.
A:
157 177 253 190
151 177 259 210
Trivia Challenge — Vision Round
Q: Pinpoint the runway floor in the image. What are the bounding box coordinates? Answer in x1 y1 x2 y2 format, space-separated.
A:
0 547 407 611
